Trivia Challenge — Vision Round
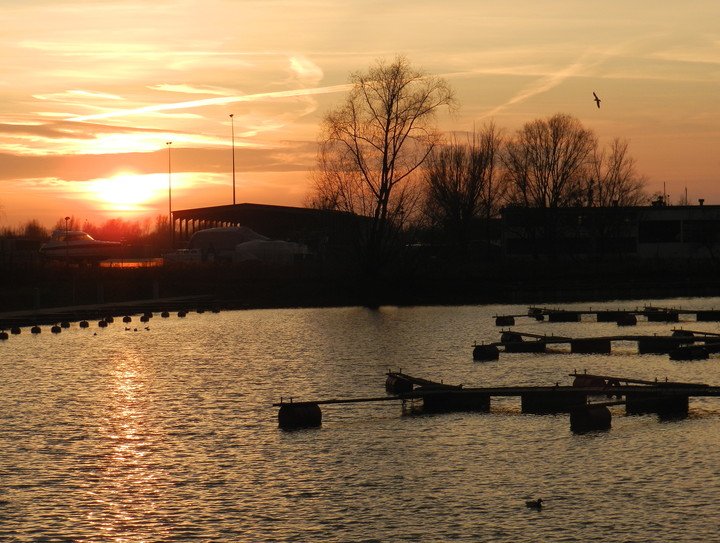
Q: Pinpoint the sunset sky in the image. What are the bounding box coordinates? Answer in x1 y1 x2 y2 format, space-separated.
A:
1 0 718 230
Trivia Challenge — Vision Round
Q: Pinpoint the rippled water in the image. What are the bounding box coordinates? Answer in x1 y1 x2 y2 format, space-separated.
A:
2 297 720 541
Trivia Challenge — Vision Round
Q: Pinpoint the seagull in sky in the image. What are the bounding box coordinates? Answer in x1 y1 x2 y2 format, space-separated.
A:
593 92 601 109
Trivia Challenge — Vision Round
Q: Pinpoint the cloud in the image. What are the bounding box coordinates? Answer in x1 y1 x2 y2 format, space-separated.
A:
148 84 236 96
287 55 324 83
66 83 353 122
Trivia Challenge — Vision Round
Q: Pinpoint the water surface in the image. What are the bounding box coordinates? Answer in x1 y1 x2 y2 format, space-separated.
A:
2 298 720 541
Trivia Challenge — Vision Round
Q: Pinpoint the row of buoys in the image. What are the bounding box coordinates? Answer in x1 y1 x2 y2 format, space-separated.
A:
1 307 208 340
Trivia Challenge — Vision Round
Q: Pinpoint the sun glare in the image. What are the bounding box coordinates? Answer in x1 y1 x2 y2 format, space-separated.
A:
92 174 164 210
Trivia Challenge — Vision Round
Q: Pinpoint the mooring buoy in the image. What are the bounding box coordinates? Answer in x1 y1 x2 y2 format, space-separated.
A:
278 402 322 430
473 344 500 361
495 315 515 326
570 404 612 433
385 374 413 394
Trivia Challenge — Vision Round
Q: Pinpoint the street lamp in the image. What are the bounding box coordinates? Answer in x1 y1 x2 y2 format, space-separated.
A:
166 141 173 248
230 113 236 205
64 216 70 264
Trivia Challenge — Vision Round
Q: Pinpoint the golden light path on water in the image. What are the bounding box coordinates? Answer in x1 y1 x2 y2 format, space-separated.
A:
83 350 171 541
2 300 720 541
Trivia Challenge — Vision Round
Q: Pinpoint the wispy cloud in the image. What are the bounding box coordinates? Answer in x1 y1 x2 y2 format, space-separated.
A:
148 84 235 96
67 83 352 122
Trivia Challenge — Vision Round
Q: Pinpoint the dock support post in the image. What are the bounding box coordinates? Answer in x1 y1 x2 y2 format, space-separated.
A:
596 311 625 322
521 392 587 414
616 313 638 326
625 394 689 418
637 337 688 354
421 392 490 414
645 310 679 322
504 341 546 353
278 402 322 429
548 311 580 322
570 338 612 354
473 344 500 361
386 374 414 394
570 405 612 433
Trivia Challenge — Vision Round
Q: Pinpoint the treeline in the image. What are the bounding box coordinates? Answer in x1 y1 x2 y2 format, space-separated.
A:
306 55 652 271
1 215 172 249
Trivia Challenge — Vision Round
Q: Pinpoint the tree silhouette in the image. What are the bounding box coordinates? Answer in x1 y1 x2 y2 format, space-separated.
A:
310 55 455 273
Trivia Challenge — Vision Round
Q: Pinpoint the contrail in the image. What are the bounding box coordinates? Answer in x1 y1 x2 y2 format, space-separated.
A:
66 83 353 122
477 44 627 119
479 55 594 119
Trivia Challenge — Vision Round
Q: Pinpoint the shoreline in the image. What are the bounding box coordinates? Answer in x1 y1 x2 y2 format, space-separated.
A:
2 258 720 328
2 282 719 330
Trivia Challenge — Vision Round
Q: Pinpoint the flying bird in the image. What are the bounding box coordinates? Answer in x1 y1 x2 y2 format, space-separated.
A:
593 92 601 109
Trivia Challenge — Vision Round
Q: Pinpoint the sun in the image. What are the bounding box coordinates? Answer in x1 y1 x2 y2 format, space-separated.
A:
91 174 163 211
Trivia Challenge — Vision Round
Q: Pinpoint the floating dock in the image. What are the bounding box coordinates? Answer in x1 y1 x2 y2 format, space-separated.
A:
473 329 720 360
494 305 720 326
274 371 720 433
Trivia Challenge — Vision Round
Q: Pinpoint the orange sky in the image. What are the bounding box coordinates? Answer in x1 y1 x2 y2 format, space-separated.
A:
1 1 718 229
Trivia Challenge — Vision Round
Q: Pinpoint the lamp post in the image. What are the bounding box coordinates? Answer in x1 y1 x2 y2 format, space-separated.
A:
64 216 70 265
230 113 236 205
166 141 173 248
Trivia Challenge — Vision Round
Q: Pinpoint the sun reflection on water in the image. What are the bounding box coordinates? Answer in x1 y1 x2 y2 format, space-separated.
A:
81 352 171 542
5 303 720 541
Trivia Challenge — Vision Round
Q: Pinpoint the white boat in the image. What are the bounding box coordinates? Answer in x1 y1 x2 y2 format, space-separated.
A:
39 230 121 261
162 248 202 263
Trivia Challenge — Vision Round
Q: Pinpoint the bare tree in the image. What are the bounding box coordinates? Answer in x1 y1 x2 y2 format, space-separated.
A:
503 113 596 208
310 55 455 272
422 122 505 243
588 138 647 206
306 144 373 215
